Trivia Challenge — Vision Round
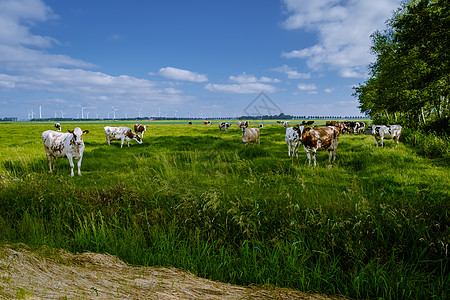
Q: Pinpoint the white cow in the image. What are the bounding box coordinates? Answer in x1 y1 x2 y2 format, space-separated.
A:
285 127 300 158
54 123 61 131
42 127 89 177
104 126 142 148
239 123 259 146
372 125 402 148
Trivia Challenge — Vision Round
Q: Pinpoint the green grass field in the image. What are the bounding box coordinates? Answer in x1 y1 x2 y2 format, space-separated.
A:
0 120 448 299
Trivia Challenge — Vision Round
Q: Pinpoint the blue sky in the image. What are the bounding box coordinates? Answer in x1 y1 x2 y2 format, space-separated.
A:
0 0 401 120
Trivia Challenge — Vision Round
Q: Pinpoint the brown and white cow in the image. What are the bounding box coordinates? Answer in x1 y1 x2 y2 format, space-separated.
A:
104 126 142 148
325 121 351 134
133 124 147 138
293 125 340 167
42 127 89 177
203 121 211 126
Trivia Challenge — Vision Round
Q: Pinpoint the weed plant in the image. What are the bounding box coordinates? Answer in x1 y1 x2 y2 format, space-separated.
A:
0 121 448 299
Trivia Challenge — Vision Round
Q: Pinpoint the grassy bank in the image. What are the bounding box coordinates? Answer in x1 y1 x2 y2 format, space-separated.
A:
0 121 448 299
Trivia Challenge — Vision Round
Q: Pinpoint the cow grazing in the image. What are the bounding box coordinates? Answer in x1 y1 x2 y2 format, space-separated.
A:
285 127 300 158
188 121 193 126
372 125 402 148
133 124 147 138
283 121 290 128
259 124 264 128
54 123 61 131
104 126 142 148
239 123 260 146
219 122 231 130
42 127 89 177
293 125 340 167
203 121 211 126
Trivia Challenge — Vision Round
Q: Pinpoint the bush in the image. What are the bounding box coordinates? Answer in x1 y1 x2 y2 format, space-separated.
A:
402 129 450 160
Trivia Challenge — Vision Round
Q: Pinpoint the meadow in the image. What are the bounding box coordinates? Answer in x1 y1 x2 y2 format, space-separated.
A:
0 120 448 299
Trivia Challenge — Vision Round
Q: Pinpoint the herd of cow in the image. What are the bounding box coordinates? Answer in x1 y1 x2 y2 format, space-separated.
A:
42 121 401 176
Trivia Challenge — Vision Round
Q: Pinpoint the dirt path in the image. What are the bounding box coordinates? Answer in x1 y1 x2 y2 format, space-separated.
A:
0 243 348 299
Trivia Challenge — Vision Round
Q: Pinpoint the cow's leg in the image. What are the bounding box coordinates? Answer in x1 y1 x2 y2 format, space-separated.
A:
288 144 291 157
121 137 125 148
374 136 379 147
312 151 317 167
76 156 83 176
66 154 74 177
306 152 311 167
46 154 53 173
394 136 399 148
380 136 384 148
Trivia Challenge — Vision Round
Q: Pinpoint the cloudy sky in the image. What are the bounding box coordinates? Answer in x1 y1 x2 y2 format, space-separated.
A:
0 0 400 120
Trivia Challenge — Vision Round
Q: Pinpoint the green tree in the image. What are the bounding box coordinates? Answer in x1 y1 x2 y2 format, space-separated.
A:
354 0 449 128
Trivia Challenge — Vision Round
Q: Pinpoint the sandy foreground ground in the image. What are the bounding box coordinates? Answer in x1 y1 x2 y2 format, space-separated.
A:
0 243 349 299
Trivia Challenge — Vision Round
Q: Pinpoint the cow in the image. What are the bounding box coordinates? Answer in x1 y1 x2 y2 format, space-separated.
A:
372 125 402 148
54 123 61 131
326 121 351 134
188 121 193 126
42 127 89 177
239 123 259 146
283 121 290 128
354 121 366 134
133 124 147 138
301 120 315 126
285 127 300 158
219 122 231 130
293 125 340 168
344 121 366 134
259 124 264 128
203 121 211 126
104 126 142 148
238 121 249 128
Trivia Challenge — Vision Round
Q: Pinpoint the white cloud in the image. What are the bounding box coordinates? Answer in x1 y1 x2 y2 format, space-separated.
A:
157 67 208 82
272 64 311 79
281 0 399 77
297 83 317 91
205 82 276 94
205 72 279 94
229 72 280 84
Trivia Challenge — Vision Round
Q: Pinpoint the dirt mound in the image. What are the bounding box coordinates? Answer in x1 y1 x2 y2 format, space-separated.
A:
0 243 347 299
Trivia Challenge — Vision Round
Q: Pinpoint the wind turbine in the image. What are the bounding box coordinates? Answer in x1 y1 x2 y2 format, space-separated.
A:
60 110 66 119
86 112 90 119
30 109 35 119
39 105 42 119
136 107 143 118
112 106 118 120
79 105 87 119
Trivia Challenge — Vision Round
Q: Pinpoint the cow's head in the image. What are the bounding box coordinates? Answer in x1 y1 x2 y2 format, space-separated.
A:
126 130 142 144
68 127 89 145
292 125 305 139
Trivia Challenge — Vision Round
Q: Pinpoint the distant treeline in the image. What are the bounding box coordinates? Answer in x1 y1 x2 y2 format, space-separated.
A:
27 114 368 122
0 117 18 122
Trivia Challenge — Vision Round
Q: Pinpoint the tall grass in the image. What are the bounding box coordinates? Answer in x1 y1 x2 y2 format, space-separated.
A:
0 121 448 299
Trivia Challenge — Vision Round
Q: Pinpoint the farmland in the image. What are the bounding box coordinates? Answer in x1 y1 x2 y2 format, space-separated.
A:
0 120 448 299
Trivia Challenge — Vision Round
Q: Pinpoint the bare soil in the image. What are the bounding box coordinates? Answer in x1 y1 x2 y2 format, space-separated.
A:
0 243 348 299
